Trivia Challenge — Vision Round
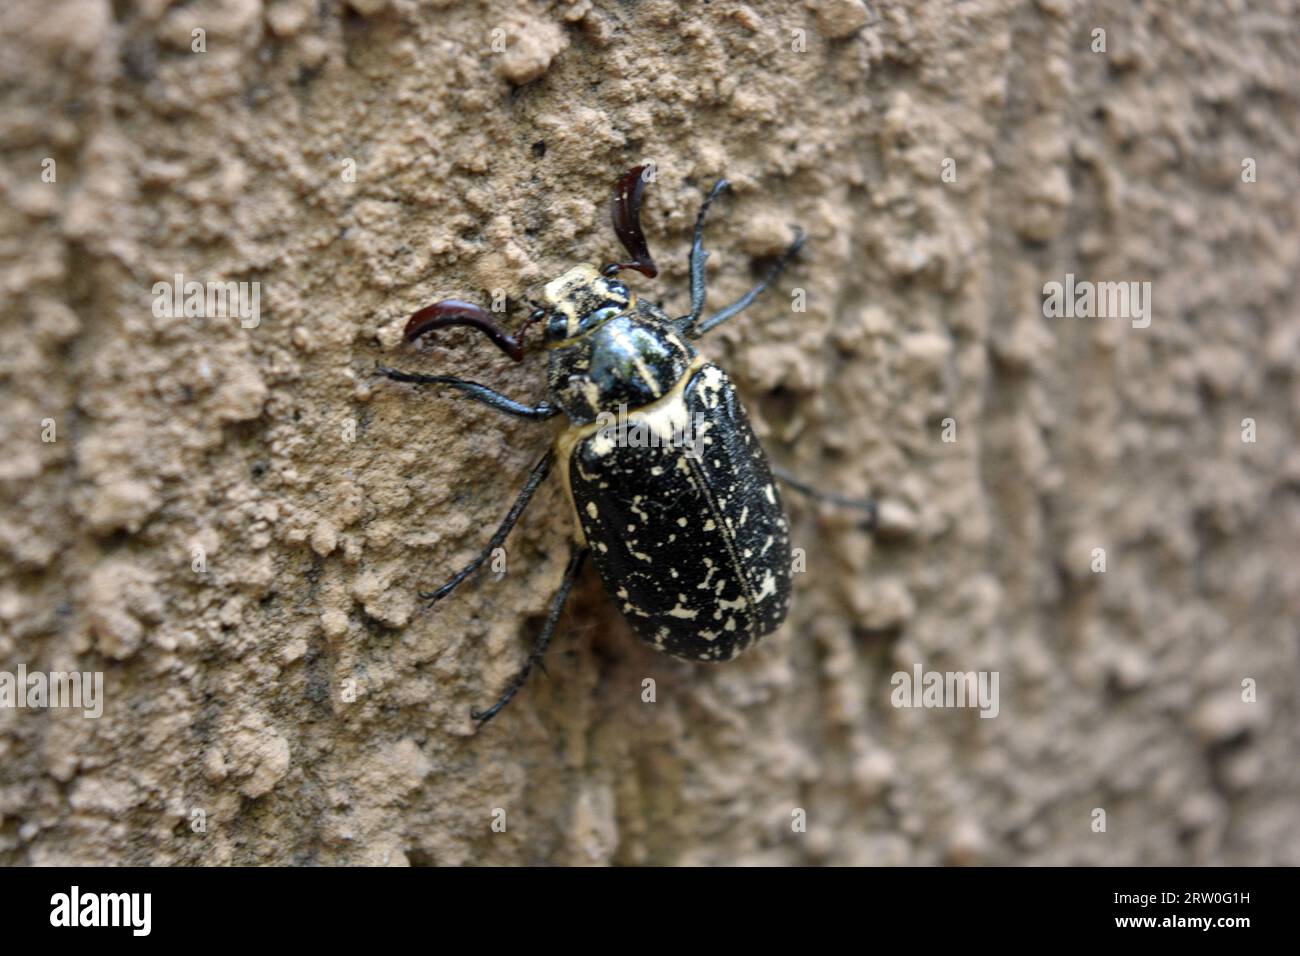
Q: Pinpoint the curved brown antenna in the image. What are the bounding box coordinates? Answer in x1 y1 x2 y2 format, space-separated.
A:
608 165 659 278
404 300 524 363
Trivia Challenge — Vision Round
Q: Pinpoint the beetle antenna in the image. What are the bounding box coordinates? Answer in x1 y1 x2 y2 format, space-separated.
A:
607 165 659 278
404 300 525 363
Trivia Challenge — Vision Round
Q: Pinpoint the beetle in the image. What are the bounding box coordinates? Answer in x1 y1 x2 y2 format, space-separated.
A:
380 167 874 725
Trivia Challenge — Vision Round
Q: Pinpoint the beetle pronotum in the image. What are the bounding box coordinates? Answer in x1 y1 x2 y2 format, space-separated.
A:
380 167 874 725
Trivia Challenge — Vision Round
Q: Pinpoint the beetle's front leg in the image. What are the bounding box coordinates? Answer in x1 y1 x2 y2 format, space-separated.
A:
421 449 555 605
377 366 559 421
689 228 806 339
471 543 590 726
679 178 732 330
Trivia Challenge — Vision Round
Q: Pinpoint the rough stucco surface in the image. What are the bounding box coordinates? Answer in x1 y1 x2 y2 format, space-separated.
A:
1 0 1298 866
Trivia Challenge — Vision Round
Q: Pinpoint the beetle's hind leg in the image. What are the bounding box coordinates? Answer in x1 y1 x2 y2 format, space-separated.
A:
687 228 806 339
770 463 877 530
377 366 559 421
416 449 555 605
471 545 590 726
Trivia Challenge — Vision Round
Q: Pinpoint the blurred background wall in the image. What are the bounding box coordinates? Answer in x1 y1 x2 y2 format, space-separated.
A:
1 0 1297 864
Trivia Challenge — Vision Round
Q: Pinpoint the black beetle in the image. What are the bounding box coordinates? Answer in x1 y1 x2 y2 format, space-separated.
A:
380 167 874 724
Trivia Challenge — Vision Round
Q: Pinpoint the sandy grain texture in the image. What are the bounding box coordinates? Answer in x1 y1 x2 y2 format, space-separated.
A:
1 0 1298 865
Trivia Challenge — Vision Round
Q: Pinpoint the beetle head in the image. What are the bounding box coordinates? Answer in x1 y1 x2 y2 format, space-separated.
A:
539 265 633 345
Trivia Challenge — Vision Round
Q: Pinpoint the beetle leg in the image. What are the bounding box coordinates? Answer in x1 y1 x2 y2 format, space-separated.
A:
420 450 555 604
471 544 590 726
676 178 732 331
686 228 806 339
377 366 559 421
770 462 877 530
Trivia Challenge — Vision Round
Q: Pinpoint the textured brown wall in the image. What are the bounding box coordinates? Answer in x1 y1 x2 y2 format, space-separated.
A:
1 0 1297 865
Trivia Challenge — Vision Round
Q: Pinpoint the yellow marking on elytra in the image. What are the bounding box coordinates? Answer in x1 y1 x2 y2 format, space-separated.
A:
667 598 698 620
